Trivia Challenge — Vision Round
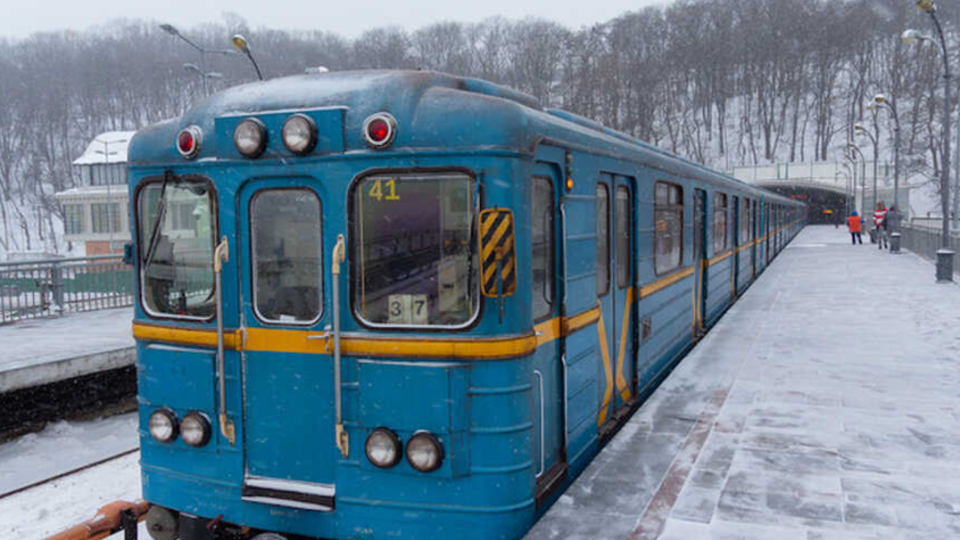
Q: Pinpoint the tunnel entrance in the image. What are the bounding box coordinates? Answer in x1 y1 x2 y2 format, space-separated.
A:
762 186 848 225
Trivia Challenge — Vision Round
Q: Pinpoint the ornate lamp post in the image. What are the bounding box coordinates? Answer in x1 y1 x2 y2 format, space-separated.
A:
904 0 954 281
871 95 903 253
160 23 236 96
854 123 881 215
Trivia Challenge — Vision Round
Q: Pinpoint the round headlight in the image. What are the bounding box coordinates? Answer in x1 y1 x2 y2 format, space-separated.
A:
406 431 444 473
180 411 212 447
282 114 317 155
148 408 178 443
362 112 397 149
365 428 402 469
234 118 267 158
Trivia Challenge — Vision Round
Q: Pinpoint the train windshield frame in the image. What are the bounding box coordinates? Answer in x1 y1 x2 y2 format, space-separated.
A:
349 170 479 330
136 176 218 321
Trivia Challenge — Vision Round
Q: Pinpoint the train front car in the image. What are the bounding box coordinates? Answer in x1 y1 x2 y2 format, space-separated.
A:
128 71 571 540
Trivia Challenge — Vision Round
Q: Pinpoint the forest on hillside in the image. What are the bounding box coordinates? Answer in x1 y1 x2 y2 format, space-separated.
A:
0 0 956 255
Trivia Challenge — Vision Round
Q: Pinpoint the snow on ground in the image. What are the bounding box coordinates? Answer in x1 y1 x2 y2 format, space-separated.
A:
0 452 143 539
529 226 960 539
0 412 138 496
0 307 134 391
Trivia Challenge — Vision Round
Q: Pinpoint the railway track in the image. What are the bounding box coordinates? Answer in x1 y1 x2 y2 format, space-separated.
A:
0 446 140 501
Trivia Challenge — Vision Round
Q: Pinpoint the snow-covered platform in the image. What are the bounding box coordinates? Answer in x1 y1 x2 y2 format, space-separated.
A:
528 225 960 540
0 308 134 393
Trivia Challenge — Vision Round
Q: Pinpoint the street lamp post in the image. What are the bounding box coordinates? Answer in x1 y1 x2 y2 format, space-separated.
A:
160 23 235 96
837 170 850 225
93 137 128 253
848 143 868 217
905 1 954 281
842 160 855 217
854 123 881 216
871 95 903 253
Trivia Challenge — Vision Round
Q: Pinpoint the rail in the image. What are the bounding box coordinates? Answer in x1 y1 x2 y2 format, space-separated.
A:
0 255 133 325
900 221 960 277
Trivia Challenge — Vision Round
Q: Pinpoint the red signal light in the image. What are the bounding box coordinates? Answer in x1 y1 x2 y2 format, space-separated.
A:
362 113 397 149
176 126 202 159
368 119 390 143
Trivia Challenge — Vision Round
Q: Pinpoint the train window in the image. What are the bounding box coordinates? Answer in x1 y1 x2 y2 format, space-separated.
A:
654 182 683 275
596 183 610 297
138 178 216 320
351 172 477 328
532 176 555 321
252 190 322 325
740 199 751 244
712 193 728 253
615 186 631 288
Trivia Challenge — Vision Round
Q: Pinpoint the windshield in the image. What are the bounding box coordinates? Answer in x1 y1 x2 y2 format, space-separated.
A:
138 179 216 319
352 172 477 327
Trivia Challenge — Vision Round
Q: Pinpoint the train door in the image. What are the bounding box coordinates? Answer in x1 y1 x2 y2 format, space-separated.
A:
237 181 337 510
750 201 758 279
597 173 637 434
692 189 708 335
531 165 566 502
731 196 740 297
765 204 772 265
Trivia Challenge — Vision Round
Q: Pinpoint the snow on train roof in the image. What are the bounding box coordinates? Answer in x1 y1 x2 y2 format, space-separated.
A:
73 131 136 166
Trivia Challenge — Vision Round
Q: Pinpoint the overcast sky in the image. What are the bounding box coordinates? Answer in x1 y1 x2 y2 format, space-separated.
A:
1 0 666 38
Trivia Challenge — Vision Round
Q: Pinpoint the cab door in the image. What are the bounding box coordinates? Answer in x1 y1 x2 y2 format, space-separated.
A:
597 174 637 432
692 189 707 335
237 180 336 510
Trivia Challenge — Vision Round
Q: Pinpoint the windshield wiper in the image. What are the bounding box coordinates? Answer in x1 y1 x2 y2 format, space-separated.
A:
142 170 174 270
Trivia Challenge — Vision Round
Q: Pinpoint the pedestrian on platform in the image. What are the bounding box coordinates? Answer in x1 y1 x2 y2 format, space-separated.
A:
848 210 863 245
874 202 888 250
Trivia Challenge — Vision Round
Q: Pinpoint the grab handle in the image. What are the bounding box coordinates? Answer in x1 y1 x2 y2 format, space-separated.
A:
332 234 348 458
214 236 236 446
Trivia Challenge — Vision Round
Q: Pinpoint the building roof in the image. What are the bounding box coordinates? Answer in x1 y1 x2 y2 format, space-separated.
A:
73 131 137 166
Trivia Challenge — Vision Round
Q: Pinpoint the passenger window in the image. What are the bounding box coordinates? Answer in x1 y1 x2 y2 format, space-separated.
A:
615 186 631 288
740 199 751 243
596 184 610 297
252 190 322 324
532 177 555 321
713 193 728 254
654 182 683 275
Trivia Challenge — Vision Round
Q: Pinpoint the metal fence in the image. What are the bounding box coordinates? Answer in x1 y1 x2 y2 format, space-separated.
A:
900 222 960 277
0 255 133 325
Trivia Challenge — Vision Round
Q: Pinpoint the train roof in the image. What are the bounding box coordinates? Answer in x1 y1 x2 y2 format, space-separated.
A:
128 70 802 208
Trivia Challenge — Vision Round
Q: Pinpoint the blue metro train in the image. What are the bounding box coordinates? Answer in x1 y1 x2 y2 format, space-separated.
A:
126 70 805 540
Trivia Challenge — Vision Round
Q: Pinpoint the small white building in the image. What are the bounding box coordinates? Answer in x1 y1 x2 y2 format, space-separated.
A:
55 131 135 255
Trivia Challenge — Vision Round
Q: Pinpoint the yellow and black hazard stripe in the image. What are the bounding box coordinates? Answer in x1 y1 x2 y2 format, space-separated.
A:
479 208 517 298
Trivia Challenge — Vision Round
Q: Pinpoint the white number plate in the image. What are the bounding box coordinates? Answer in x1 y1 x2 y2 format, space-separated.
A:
387 294 428 324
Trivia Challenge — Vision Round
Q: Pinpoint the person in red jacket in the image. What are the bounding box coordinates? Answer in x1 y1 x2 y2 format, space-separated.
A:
873 202 888 250
848 211 863 245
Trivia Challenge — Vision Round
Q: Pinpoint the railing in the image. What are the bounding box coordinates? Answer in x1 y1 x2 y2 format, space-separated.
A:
900 222 960 277
0 255 133 325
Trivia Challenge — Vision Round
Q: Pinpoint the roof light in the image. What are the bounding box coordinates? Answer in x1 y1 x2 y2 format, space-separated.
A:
362 112 397 149
234 118 267 158
282 114 317 155
177 126 202 159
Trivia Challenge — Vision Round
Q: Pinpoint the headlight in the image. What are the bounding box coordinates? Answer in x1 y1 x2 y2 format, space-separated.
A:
282 114 317 155
148 408 178 443
406 431 444 473
365 428 402 469
180 411 212 447
234 118 267 158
